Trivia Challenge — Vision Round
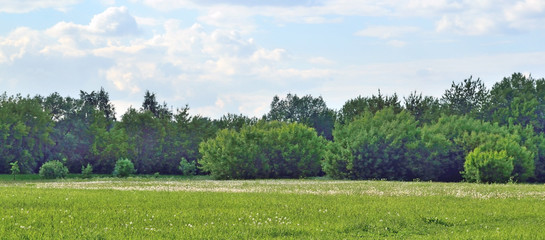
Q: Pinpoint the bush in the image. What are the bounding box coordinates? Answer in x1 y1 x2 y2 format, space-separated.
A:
113 158 135 177
39 160 69 179
10 161 20 180
324 108 427 180
179 158 197 176
463 147 514 183
199 121 326 179
81 163 93 179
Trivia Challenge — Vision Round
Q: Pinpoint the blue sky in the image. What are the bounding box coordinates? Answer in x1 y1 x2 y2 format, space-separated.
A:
2 0 545 118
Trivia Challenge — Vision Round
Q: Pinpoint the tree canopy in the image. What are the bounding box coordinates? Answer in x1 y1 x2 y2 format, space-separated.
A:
2 72 545 183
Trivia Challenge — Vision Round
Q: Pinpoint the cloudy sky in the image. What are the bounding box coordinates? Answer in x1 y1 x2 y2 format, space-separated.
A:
2 0 545 118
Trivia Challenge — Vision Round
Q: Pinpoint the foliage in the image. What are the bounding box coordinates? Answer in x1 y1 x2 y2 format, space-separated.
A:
200 121 326 179
117 99 217 175
0 94 53 173
325 108 428 180
327 109 537 182
81 163 93 179
215 113 258 131
485 73 545 134
39 160 69 179
266 93 335 140
179 158 197 176
337 91 402 124
404 91 441 124
422 115 535 182
463 147 513 183
2 72 545 183
113 158 135 177
441 76 489 118
41 89 118 174
9 161 20 180
142 90 172 119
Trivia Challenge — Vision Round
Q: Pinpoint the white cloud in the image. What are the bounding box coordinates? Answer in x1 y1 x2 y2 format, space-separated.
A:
135 0 195 11
46 6 138 38
251 48 287 62
0 27 42 63
197 6 256 32
134 16 162 26
1 5 317 117
104 64 141 94
39 6 140 57
315 51 545 109
191 93 272 118
435 14 497 35
89 6 139 35
504 0 545 30
0 0 80 13
356 26 419 39
133 0 545 36
3 1 545 119
100 0 116 5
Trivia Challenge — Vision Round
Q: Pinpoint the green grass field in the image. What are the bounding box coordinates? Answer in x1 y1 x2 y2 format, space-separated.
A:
1 176 545 239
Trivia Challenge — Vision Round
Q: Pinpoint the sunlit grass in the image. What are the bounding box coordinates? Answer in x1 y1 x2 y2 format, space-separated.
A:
1 177 545 239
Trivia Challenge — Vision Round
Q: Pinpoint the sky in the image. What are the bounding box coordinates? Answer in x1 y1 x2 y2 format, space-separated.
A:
1 0 545 119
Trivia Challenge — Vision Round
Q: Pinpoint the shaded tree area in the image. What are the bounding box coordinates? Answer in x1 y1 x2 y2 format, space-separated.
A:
266 93 335 140
1 72 545 183
337 90 402 124
0 94 53 173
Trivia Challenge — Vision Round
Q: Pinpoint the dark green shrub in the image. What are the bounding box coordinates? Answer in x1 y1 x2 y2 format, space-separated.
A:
81 163 93 179
113 158 135 177
179 158 197 176
39 160 69 179
324 108 427 180
419 115 536 182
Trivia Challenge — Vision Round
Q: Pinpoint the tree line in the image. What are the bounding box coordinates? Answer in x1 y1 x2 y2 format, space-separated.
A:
1 72 544 182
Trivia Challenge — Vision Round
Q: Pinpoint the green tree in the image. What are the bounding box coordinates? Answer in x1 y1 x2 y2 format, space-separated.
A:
41 89 118 173
88 110 129 173
266 94 335 140
199 127 264 179
337 91 402 124
404 91 441 124
117 108 166 174
116 96 213 174
422 115 536 182
485 73 545 134
215 113 258 131
142 90 171 119
441 76 489 118
0 94 54 173
325 108 425 180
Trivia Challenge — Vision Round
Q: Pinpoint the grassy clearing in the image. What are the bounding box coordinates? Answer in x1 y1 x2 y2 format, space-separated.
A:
1 177 545 239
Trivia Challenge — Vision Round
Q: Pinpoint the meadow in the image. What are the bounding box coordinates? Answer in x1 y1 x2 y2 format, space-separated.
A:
1 176 545 239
